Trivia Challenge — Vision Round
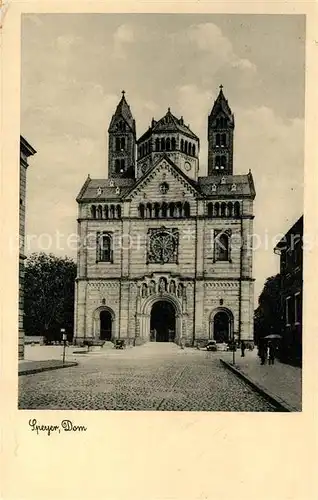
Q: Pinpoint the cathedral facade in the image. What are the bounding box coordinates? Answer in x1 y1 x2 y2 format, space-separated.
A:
74 87 255 346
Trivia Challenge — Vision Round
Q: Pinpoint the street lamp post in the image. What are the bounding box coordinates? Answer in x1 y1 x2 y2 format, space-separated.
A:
232 337 236 365
61 328 67 365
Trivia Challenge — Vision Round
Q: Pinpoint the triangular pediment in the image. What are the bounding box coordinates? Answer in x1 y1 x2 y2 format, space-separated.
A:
124 155 200 201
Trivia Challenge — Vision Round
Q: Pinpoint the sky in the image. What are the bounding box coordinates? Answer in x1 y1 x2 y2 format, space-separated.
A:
21 13 305 304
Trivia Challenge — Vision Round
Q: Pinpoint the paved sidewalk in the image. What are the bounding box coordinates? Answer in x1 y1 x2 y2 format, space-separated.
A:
219 349 302 411
18 359 78 376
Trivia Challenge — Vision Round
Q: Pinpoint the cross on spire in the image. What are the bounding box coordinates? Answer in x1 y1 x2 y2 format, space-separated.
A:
122 90 125 98
219 84 223 90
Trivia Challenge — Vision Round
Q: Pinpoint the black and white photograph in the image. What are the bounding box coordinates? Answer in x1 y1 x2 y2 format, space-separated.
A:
18 13 304 412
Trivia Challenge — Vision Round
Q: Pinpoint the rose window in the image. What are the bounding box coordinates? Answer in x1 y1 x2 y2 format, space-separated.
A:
148 228 178 264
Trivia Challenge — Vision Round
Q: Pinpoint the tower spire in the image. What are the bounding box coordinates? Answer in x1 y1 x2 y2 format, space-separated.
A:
207 86 234 176
108 92 136 179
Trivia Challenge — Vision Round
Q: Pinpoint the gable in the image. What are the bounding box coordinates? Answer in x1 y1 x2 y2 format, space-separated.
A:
126 156 199 205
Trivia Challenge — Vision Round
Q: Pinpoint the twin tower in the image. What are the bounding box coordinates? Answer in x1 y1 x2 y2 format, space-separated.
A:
108 86 235 181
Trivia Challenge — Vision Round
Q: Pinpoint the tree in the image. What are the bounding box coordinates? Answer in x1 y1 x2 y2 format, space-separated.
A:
24 253 77 341
254 274 282 344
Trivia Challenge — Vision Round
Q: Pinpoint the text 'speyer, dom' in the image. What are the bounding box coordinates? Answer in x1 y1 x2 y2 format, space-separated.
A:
29 418 87 435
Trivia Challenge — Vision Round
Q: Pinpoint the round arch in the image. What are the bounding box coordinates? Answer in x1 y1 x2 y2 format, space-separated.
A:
209 307 234 342
92 306 116 341
139 293 183 343
141 293 182 316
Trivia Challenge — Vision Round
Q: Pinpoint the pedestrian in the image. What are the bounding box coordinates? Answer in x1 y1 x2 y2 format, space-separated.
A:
241 340 246 357
268 342 275 365
259 341 266 365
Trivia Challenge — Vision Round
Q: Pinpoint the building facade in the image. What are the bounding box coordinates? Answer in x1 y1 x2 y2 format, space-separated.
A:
74 87 256 346
274 216 303 366
19 136 36 359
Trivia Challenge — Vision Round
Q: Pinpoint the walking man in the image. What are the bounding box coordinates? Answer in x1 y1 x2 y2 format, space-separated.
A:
241 340 246 357
268 342 275 365
258 341 266 365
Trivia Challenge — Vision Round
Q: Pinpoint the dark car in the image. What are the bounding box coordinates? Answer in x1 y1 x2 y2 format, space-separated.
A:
206 340 217 351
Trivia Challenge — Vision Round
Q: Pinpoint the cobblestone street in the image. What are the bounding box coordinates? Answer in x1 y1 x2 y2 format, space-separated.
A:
19 343 277 411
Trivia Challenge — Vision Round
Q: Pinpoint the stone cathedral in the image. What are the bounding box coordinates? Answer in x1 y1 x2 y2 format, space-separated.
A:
74 87 256 346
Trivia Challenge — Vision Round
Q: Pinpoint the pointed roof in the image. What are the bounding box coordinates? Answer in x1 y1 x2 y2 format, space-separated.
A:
209 85 234 123
198 173 255 199
108 91 136 133
76 176 135 202
138 108 198 143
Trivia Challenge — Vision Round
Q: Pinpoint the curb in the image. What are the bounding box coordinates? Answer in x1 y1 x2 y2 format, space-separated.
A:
18 362 78 376
220 359 297 412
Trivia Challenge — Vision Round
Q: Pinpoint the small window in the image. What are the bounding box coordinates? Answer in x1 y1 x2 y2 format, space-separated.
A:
184 202 190 217
214 231 230 261
161 202 168 218
115 159 120 173
234 202 240 217
286 296 292 326
139 204 145 218
97 233 113 263
294 292 302 325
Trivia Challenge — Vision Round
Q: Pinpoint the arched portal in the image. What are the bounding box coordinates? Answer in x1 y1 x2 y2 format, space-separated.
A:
92 306 115 341
100 310 112 341
210 308 234 343
213 312 229 343
150 300 176 342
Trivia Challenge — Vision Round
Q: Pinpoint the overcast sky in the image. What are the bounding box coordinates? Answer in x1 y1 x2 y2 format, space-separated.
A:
21 14 305 303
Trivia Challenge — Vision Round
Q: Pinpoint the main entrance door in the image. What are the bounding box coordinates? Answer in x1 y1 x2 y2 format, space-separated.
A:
213 311 230 343
150 301 176 342
100 310 112 341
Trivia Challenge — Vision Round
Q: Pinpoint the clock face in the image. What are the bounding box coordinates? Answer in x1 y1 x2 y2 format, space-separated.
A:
184 162 191 171
150 230 176 263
